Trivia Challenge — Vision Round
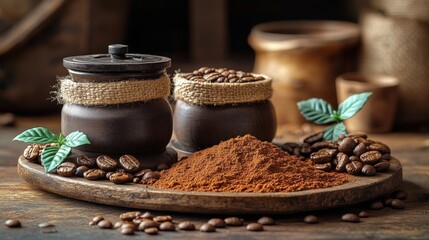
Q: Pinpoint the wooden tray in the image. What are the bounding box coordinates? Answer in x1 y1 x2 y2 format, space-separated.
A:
17 156 402 215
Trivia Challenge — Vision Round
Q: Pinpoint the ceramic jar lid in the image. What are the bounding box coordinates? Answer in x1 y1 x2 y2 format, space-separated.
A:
63 44 171 73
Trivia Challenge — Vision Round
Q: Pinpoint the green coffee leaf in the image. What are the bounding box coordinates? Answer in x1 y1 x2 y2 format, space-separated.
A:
297 98 335 125
323 122 347 141
338 92 372 120
64 131 91 147
13 127 57 144
42 145 72 173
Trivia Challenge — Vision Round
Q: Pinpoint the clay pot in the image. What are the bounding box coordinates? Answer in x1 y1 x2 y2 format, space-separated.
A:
248 20 360 126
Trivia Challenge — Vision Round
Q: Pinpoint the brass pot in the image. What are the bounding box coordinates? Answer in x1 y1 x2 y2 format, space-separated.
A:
248 20 360 126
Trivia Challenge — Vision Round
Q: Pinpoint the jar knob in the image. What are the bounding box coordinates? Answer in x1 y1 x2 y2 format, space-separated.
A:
108 44 128 59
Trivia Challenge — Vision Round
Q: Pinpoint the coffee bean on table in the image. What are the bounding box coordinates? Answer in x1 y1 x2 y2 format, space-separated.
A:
358 211 369 218
339 137 357 155
374 160 390 172
159 221 176 231
391 190 407 200
120 227 135 235
141 211 155 219
362 165 376 176
360 151 382 165
224 217 244 226
142 171 161 181
84 169 106 180
303 215 319 224
257 216 275 225
346 161 364 175
98 220 113 229
246 223 264 231
341 213 360 223
96 155 118 171
121 223 136 230
113 221 123 229
314 163 332 172
145 227 159 235
57 162 77 177
335 153 350 173
391 199 405 209
76 155 96 168
23 144 40 162
200 223 216 232
353 143 367 157
153 215 172 222
5 219 21 228
138 220 160 230
120 211 142 221
38 222 54 228
368 142 391 154
369 201 384 210
109 172 132 184
119 155 141 173
75 166 89 177
178 221 195 230
310 149 333 164
208 218 226 228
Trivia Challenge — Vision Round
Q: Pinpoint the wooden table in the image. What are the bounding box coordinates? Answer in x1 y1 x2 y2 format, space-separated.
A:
1 116 429 239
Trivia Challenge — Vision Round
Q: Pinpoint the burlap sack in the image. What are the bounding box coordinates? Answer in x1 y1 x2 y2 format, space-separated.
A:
173 74 272 106
359 9 429 125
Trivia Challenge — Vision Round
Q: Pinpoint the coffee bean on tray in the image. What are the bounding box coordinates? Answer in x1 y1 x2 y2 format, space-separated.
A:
246 223 264 231
75 166 89 177
142 171 161 181
120 211 142 221
208 218 226 228
339 137 357 155
368 142 391 154
257 216 275 225
57 162 77 177
224 217 244 226
200 223 216 232
360 151 382 165
346 161 363 175
23 144 40 162
119 155 141 173
77 155 96 168
5 219 21 228
353 143 367 157
374 160 390 172
314 163 332 172
362 165 376 176
178 221 195 230
341 213 360 223
335 153 350 173
310 149 333 164
109 172 132 184
84 169 106 181
138 220 160 230
134 169 152 178
96 155 118 171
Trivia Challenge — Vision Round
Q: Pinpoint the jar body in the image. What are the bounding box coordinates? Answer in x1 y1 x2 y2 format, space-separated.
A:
62 98 173 156
173 100 277 152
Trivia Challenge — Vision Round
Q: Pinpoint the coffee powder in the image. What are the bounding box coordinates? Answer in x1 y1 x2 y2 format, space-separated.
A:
149 135 347 192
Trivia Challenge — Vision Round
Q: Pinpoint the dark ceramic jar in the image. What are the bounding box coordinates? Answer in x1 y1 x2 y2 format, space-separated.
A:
60 44 176 165
172 71 277 153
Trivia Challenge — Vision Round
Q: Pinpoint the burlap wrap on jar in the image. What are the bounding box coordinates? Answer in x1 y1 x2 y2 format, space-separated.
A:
173 73 273 106
359 0 429 126
57 74 171 106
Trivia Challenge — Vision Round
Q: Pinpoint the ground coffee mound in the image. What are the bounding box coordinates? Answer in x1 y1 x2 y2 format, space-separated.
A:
149 135 348 193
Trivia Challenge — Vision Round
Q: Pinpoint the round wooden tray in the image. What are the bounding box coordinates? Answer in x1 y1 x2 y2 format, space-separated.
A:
17 156 402 215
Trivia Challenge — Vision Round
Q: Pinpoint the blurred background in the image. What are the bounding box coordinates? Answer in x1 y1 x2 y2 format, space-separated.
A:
1 0 428 132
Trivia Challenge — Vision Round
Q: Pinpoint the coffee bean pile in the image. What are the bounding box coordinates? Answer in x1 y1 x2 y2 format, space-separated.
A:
281 132 392 176
22 147 168 185
179 67 266 83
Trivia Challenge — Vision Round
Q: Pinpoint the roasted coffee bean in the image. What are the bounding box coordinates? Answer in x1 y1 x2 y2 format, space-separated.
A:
369 201 384 210
335 153 350 173
358 211 369 218
353 143 367 157
224 217 244 226
391 190 407 200
360 151 382 165
98 220 113 229
368 142 391 154
204 72 221 82
120 211 142 221
57 162 77 177
381 153 391 161
92 216 104 223
23 144 40 162
242 76 256 82
384 198 393 207
134 169 152 178
76 155 96 168
138 220 160 230
121 222 136 230
257 216 275 225
105 172 114 179
159 221 176 231
113 221 123 229
133 217 147 225
84 169 106 180
304 132 324 144
347 132 368 139
374 160 390 172
349 156 359 162
314 163 332 172
178 221 195 230
120 227 135 235
109 172 132 184
190 76 203 81
200 223 216 232
216 68 227 73
141 212 155 219
145 227 159 235
246 223 264 231
346 161 363 175
142 171 161 180
303 215 319 224
38 222 54 228
310 149 333 164
204 68 216 74
156 163 169 171
300 146 312 156
341 213 360 223
119 155 141 173
153 215 172 222
133 177 141 183
5 219 21 228
96 155 118 171
229 77 238 82
197 67 209 73
89 221 96 226
391 199 405 209
311 141 338 151
354 137 369 145
208 218 226 228
362 165 376 176
75 166 89 177
339 137 358 155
